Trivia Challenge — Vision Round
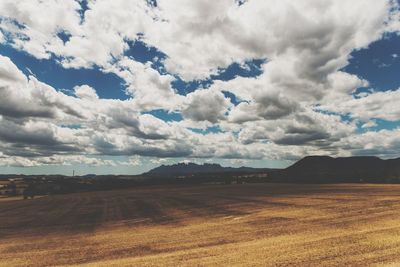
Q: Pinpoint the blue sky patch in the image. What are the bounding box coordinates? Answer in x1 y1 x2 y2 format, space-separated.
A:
78 0 90 22
125 40 166 64
344 33 400 91
212 59 265 81
171 59 265 95
359 119 400 133
146 0 158 8
57 31 72 44
0 44 128 100
145 109 183 122
222 91 242 105
189 126 223 135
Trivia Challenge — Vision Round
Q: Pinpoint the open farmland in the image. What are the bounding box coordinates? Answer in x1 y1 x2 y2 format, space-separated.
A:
1 183 400 266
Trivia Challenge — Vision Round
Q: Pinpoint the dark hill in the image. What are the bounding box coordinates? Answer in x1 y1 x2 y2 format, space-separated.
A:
275 156 400 183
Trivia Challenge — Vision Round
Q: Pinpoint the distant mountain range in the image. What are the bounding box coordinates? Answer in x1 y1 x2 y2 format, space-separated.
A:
145 156 400 183
2 156 400 184
144 162 273 176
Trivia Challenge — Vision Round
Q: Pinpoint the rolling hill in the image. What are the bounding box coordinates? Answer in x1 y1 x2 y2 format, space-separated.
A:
275 156 400 183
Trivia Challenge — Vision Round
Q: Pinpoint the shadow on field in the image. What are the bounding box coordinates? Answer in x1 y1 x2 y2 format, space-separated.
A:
1 183 398 239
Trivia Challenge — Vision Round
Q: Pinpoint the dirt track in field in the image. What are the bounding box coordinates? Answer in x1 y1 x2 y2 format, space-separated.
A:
1 183 400 266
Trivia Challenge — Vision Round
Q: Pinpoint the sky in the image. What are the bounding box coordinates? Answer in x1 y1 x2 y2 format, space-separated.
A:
0 0 400 175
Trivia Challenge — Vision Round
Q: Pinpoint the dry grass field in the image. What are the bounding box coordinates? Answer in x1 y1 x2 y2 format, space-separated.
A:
1 183 400 266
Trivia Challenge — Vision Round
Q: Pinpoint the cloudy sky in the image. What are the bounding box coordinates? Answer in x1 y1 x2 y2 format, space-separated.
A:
0 0 400 175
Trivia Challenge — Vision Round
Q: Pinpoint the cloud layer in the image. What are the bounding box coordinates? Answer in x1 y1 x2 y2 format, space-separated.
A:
0 0 399 168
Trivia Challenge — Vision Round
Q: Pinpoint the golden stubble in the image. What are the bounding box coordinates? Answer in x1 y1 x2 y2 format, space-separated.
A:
1 183 400 267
